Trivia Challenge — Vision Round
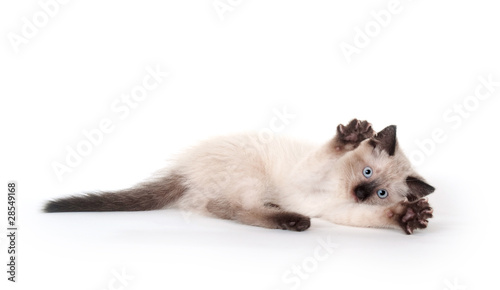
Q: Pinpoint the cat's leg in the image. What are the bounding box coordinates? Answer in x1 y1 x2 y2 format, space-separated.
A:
207 200 311 231
323 199 433 234
237 208 311 231
331 119 375 154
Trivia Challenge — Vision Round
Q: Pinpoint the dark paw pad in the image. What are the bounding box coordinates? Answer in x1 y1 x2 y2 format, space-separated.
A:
274 212 311 232
398 199 433 235
337 119 375 145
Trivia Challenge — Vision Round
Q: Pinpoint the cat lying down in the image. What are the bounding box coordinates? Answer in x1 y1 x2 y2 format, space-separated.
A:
45 119 434 234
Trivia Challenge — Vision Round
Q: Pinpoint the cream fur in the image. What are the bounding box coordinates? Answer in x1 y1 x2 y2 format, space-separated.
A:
168 132 420 229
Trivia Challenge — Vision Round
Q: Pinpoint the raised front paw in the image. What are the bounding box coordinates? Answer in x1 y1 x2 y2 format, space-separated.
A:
336 119 375 145
274 212 311 232
396 199 433 235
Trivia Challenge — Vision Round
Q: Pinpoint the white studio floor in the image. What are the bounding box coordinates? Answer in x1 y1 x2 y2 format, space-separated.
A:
10 171 498 290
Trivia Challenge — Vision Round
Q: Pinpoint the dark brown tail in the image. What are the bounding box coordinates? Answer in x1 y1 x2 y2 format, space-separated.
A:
44 174 187 213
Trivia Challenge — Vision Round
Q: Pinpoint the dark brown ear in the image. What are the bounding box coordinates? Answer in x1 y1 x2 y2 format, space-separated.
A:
369 125 397 156
406 176 435 201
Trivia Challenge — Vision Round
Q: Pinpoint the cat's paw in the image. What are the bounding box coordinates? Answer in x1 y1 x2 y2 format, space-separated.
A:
396 199 433 235
336 119 375 145
274 212 311 232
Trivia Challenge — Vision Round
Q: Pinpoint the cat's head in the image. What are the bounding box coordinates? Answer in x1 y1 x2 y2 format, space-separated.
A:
339 125 435 205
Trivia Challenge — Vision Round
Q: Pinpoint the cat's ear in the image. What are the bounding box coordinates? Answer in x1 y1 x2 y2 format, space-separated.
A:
369 125 397 156
406 176 435 201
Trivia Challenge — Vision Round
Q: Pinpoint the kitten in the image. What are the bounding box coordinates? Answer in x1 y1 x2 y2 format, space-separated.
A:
45 119 435 234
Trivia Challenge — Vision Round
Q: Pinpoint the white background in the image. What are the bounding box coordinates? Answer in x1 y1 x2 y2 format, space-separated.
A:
1 1 500 289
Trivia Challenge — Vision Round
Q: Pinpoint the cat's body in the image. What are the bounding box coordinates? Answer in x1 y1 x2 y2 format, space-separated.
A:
45 119 435 234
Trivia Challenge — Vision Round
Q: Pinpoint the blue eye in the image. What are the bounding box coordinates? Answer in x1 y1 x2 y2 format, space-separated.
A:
363 167 373 178
377 189 388 199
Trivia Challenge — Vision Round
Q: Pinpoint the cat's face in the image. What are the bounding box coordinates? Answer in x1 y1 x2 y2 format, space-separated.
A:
338 126 435 205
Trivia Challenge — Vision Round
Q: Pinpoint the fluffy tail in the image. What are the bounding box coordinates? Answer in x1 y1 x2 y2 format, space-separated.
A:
44 174 187 213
